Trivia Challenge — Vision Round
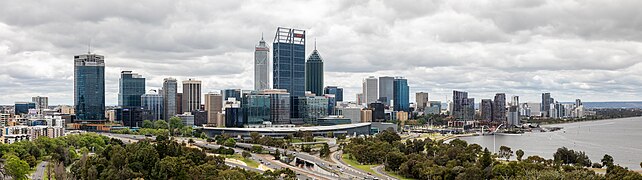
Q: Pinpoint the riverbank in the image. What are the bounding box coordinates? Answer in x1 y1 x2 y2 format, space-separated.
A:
459 116 642 170
527 115 642 126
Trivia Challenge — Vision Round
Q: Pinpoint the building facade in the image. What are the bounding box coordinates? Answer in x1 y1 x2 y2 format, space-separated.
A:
452 90 471 121
74 53 105 121
302 96 329 125
224 89 242 101
32 96 48 114
393 77 410 112
415 92 429 112
243 94 271 125
480 99 493 121
273 27 306 97
363 76 378 105
141 91 163 121
162 78 177 120
323 86 343 102
493 93 506 123
204 93 223 126
378 76 394 106
118 71 145 107
255 36 270 91
261 89 291 125
14 102 35 115
541 93 552 117
182 79 202 113
305 48 324 96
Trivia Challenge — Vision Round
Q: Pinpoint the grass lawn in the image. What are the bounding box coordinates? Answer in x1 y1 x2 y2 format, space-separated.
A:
341 153 378 175
384 169 414 180
222 154 260 168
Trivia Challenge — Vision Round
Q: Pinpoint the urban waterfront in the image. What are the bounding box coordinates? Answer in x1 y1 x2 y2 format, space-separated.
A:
460 117 642 170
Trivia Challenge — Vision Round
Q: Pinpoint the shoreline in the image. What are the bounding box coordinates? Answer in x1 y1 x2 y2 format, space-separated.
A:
528 115 642 127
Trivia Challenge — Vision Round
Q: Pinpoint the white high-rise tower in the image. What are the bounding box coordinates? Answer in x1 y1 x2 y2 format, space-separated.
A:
255 35 270 91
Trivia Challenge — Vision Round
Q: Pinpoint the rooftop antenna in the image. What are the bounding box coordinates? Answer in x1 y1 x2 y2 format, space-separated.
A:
87 39 91 54
314 38 317 50
261 32 264 41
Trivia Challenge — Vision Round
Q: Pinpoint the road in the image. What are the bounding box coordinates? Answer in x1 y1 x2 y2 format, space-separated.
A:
236 142 377 180
331 150 390 180
31 161 48 180
102 133 315 180
373 165 397 180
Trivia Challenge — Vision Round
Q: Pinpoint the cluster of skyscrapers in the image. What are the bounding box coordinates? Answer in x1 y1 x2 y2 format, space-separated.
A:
450 90 586 128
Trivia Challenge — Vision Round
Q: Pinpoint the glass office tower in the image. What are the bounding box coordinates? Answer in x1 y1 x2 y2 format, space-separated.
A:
243 93 271 125
74 53 105 121
324 86 343 102
119 71 145 107
273 27 306 97
393 77 410 112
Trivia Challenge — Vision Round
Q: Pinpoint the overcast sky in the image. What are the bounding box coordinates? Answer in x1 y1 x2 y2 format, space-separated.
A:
1 0 641 105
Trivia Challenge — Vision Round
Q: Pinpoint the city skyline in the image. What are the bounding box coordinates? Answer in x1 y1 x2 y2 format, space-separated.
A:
2 0 642 105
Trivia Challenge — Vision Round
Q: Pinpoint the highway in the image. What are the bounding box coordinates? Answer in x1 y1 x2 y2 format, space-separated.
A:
236 142 379 180
101 133 317 180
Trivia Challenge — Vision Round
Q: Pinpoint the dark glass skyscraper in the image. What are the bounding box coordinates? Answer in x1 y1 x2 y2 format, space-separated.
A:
273 27 306 97
305 46 324 96
393 77 410 112
118 71 145 107
541 93 552 117
323 86 343 102
74 53 105 121
223 89 242 101
273 27 306 121
493 93 506 122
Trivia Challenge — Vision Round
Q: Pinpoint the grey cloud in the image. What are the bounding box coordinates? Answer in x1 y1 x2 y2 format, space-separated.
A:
1 0 641 105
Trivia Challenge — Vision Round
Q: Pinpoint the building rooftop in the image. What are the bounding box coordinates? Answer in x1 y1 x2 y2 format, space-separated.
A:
203 123 371 132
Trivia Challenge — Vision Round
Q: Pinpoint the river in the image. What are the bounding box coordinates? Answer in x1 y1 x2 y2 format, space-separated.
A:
458 117 642 169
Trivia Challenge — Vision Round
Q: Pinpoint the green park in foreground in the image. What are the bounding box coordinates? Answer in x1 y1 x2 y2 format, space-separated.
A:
342 128 642 180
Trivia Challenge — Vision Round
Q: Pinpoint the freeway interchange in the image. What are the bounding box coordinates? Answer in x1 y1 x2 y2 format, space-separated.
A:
99 133 387 180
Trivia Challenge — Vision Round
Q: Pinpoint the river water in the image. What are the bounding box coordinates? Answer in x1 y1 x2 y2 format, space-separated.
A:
458 117 642 169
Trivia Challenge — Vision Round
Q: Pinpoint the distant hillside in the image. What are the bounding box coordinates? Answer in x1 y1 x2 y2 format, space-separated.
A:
582 102 642 109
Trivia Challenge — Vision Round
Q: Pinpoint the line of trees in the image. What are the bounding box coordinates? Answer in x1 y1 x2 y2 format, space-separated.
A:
344 129 642 180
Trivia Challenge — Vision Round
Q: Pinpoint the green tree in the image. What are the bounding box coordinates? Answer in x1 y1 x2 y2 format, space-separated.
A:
377 128 401 144
180 126 193 137
602 154 614 168
250 132 261 143
499 146 513 161
169 116 184 129
154 120 169 129
320 143 330 158
326 132 334 138
274 149 281 160
24 155 37 168
242 151 251 159
251 145 263 153
516 149 524 161
479 148 493 169
142 120 154 128
384 151 406 171
224 138 236 147
4 154 30 180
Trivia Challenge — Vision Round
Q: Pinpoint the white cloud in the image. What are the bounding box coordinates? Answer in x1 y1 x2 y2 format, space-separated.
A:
0 0 641 105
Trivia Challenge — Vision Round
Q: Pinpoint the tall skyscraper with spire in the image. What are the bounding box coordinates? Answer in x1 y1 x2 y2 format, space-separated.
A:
305 41 324 96
74 51 105 121
254 34 270 91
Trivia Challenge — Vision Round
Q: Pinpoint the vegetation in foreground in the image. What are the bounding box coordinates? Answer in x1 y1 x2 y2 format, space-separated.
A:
343 128 642 180
0 133 297 180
